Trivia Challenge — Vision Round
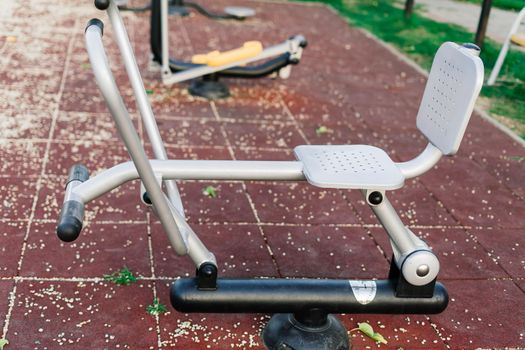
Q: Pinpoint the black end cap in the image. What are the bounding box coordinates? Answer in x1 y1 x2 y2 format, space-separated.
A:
368 191 383 205
85 18 104 35
94 0 110 10
300 39 308 48
57 217 82 242
462 43 480 52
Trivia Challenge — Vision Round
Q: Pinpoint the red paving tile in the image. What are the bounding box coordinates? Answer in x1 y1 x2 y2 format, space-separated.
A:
264 225 389 279
45 141 131 176
8 281 158 349
0 111 53 140
343 314 447 350
0 141 46 177
52 111 137 143
431 279 525 348
152 223 276 278
178 181 257 224
472 228 525 278
245 182 361 225
0 281 14 331
0 177 37 221
155 118 227 147
1 0 524 349
20 222 151 278
223 121 306 149
421 156 525 229
0 221 26 277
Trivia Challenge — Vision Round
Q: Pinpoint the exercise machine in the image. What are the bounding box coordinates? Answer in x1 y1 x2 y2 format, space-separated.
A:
487 6 525 85
149 0 306 98
57 3 484 348
118 0 256 20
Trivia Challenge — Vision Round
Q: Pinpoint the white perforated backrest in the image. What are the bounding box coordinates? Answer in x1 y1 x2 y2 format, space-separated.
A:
416 42 484 155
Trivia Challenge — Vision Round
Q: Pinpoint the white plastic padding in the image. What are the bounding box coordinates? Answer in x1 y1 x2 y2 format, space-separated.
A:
416 42 484 155
294 145 404 190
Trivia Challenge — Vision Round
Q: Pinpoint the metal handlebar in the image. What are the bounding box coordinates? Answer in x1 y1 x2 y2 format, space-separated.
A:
84 19 189 255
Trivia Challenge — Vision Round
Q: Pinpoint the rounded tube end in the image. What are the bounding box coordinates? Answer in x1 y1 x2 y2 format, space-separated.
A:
94 0 110 10
57 217 83 242
85 18 104 35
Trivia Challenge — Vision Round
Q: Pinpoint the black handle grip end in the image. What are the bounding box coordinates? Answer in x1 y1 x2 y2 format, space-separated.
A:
300 39 308 48
57 217 83 242
57 200 85 242
85 18 104 35
94 0 110 10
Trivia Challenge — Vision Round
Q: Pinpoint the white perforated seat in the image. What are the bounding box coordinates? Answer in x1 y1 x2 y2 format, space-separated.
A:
294 145 405 190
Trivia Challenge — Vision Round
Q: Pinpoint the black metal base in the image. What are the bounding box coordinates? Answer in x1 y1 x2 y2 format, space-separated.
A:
262 313 350 350
168 4 190 16
188 78 230 99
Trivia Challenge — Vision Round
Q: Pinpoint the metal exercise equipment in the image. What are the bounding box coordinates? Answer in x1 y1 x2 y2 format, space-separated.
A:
149 0 306 98
109 0 305 99
56 10 484 349
118 0 255 20
487 6 525 86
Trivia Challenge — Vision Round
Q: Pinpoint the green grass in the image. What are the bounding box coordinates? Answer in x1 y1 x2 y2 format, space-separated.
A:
456 0 524 12
103 266 138 285
297 0 525 139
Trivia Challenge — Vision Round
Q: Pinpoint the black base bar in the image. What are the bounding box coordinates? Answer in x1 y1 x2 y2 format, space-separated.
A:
262 313 349 350
171 278 448 314
188 75 230 99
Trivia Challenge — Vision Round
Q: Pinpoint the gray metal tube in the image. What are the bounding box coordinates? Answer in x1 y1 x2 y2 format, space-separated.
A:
368 194 420 257
163 36 306 85
85 24 188 255
161 0 170 78
107 1 185 215
72 160 305 203
396 143 442 179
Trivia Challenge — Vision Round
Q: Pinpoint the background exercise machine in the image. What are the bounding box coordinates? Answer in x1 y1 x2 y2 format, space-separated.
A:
118 0 256 20
149 0 306 98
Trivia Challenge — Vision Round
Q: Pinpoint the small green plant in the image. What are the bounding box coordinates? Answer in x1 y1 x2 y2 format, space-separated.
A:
103 267 137 285
146 298 168 315
145 89 154 95
350 322 388 345
315 125 331 135
0 338 9 349
202 185 218 198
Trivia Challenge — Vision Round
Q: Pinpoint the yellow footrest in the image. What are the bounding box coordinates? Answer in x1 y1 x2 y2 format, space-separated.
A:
191 41 263 67
511 34 525 47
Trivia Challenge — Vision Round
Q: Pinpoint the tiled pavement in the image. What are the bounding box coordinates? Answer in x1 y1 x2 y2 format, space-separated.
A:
1 0 525 349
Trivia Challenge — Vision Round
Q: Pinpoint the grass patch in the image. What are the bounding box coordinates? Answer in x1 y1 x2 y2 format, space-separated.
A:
104 266 138 285
297 0 525 139
455 0 524 12
146 298 168 315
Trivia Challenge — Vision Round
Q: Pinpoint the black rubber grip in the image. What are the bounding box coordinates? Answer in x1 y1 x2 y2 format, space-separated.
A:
57 165 89 242
94 0 110 11
85 18 104 35
57 201 85 242
65 164 89 187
